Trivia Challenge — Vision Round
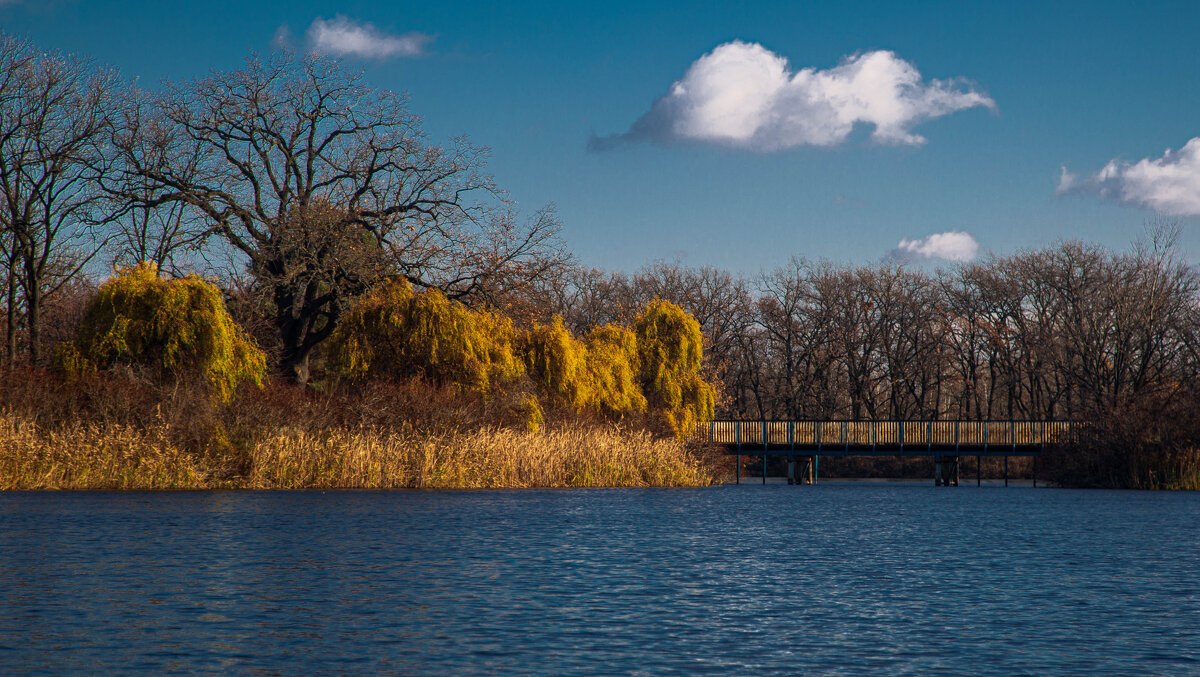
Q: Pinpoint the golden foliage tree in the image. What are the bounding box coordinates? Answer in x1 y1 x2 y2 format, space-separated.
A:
327 279 523 396
520 317 588 411
634 299 715 439
520 318 647 418
583 324 646 416
64 263 266 401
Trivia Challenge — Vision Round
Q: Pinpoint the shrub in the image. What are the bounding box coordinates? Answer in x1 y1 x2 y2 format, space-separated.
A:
65 263 266 402
634 299 715 439
327 279 523 396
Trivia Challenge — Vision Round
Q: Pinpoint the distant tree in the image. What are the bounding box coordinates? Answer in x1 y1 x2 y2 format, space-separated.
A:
0 34 118 365
105 90 206 275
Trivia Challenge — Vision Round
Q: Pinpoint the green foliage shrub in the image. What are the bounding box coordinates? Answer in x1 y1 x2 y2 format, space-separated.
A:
513 393 544 433
634 299 715 439
65 263 266 402
327 279 523 396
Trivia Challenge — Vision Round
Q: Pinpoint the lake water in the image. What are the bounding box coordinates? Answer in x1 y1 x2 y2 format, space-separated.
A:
2 484 1199 675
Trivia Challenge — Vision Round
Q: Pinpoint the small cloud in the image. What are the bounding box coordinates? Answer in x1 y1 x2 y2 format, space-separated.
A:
305 15 433 59
1056 166 1080 195
272 24 294 50
893 231 979 262
1060 138 1200 216
593 41 993 152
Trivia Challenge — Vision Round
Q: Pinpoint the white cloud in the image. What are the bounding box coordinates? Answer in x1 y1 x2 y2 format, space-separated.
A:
306 15 432 59
1060 138 1200 216
592 41 994 151
272 24 294 50
894 231 980 262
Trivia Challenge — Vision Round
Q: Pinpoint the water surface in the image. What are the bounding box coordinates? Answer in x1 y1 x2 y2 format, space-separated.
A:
2 485 1198 675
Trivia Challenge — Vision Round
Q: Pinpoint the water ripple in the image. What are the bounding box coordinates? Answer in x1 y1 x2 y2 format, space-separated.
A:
2 485 1199 675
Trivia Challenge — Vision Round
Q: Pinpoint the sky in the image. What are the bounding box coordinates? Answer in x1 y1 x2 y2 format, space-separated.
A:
5 0 1200 274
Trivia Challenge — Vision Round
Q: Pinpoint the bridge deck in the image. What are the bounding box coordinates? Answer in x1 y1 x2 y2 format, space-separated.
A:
705 420 1076 457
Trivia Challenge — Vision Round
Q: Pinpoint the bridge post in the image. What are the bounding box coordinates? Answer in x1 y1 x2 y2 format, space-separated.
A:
762 421 767 485
1004 455 1009 487
934 453 942 487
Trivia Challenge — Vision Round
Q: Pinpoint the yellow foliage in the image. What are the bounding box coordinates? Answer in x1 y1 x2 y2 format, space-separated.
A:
68 263 266 401
513 393 544 433
327 279 524 396
520 316 588 410
584 324 647 415
521 318 647 418
634 299 715 439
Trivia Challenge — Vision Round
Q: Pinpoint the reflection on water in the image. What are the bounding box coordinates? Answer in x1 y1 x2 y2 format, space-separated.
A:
2 485 1199 675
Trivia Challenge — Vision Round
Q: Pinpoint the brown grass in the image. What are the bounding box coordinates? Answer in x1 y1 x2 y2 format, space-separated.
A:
244 424 713 489
0 413 205 490
0 409 715 490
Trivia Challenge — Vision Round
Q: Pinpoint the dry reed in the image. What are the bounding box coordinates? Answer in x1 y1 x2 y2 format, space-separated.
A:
0 410 715 490
245 424 713 488
0 412 205 490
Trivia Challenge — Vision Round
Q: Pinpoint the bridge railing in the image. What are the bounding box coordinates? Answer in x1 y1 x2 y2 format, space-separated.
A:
704 420 1078 447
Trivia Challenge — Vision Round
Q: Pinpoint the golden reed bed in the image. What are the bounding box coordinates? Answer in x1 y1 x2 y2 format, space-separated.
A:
0 412 716 490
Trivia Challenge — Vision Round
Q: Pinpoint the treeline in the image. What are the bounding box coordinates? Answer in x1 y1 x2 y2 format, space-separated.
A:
535 240 1200 424
519 239 1200 488
2 33 1199 488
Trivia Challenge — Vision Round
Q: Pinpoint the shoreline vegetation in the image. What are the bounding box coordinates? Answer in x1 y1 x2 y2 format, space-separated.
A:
0 410 717 490
3 35 1200 490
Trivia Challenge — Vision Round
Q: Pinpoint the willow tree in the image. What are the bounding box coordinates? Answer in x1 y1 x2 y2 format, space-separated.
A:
635 300 714 439
125 51 563 383
65 263 265 401
326 279 523 396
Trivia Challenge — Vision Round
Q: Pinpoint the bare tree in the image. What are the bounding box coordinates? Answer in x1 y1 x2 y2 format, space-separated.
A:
129 51 562 383
0 34 117 364
105 90 206 275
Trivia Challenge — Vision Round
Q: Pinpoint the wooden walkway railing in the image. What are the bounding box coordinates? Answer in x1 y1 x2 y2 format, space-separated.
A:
704 420 1077 450
703 420 1080 486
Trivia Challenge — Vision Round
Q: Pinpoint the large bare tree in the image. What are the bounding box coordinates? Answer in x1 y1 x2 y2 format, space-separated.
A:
128 52 563 383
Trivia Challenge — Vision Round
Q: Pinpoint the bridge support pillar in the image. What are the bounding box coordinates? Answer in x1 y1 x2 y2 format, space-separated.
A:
787 456 816 485
934 455 960 487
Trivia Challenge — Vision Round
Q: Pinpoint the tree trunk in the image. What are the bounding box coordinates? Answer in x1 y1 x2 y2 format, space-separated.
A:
5 258 15 368
275 283 313 385
281 343 311 385
25 274 38 364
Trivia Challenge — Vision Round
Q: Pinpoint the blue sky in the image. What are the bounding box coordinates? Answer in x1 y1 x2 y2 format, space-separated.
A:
6 0 1200 272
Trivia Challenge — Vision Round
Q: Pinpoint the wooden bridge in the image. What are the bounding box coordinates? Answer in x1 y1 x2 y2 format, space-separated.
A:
704 420 1079 487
